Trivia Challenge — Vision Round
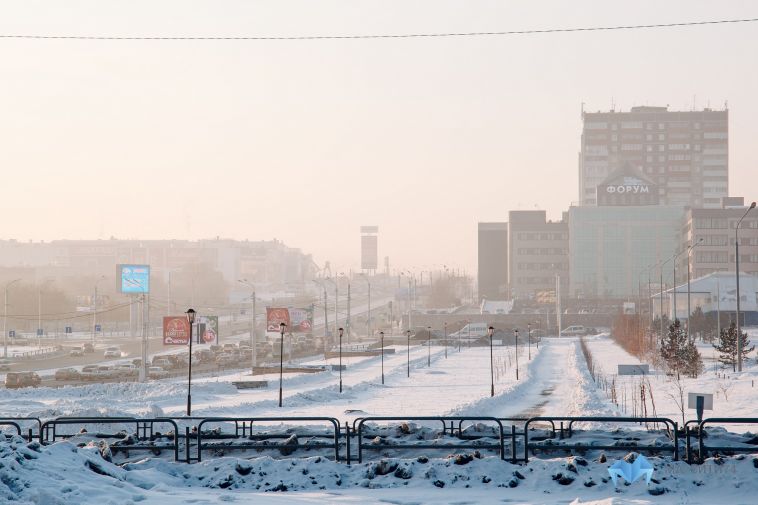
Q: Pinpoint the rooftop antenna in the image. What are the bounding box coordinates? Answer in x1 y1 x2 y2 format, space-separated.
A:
610 97 615 112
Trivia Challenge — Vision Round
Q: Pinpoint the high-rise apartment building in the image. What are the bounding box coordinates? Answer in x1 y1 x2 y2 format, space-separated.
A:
508 211 568 299
579 105 728 208
477 222 508 301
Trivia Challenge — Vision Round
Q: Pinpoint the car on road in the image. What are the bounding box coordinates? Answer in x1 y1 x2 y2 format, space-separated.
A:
80 365 100 381
0 359 11 372
194 349 215 364
54 368 81 381
5 372 41 389
103 346 121 358
83 343 95 353
215 353 238 367
152 357 172 368
561 325 589 336
114 363 139 378
69 346 85 357
148 366 169 379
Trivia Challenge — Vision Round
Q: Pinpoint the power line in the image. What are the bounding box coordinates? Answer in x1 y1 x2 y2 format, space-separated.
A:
0 18 756 41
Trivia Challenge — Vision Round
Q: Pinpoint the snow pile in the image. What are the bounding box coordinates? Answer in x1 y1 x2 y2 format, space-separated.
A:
4 432 758 504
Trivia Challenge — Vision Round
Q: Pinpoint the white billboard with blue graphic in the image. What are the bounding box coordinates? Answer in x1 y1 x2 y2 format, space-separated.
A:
118 264 150 294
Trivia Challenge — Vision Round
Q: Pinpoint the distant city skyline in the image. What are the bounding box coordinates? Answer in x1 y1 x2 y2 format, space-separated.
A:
1 0 757 274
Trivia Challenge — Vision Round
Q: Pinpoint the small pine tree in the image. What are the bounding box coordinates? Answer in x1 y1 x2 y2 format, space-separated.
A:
689 306 707 340
682 339 704 377
661 320 687 377
713 323 755 372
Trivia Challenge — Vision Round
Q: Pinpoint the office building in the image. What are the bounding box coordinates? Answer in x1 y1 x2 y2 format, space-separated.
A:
508 211 568 299
579 105 728 207
477 222 508 301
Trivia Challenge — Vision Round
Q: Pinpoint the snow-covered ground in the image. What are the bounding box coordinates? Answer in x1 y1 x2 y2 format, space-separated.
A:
3 333 758 504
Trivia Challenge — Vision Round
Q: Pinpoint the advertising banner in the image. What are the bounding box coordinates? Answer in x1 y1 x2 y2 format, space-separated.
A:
197 315 219 344
266 307 291 332
118 264 150 294
163 316 190 345
289 307 314 334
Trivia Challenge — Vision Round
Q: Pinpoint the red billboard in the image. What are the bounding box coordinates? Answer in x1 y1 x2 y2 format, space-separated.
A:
266 307 291 332
163 316 190 345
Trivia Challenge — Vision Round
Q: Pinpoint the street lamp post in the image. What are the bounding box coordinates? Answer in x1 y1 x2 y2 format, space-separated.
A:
338 327 344 393
379 330 385 385
686 238 704 340
185 308 196 416
672 248 688 323
406 329 410 377
238 279 257 373
660 254 676 338
488 326 495 397
443 322 447 358
427 326 431 367
527 323 531 360
3 278 21 358
278 322 286 406
736 201 756 372
514 329 519 380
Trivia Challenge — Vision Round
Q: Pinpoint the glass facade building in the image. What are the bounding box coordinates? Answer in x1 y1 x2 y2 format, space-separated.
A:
569 205 685 298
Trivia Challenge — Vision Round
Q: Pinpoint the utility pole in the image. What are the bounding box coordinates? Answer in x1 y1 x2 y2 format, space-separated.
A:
347 283 351 345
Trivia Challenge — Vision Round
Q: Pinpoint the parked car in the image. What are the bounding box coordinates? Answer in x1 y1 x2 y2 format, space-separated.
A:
95 366 118 379
148 367 169 379
215 353 238 367
83 343 95 353
152 357 172 368
54 368 81 381
561 325 588 337
194 349 215 364
5 372 41 389
69 346 85 357
80 365 99 380
114 363 139 378
0 359 11 372
103 346 121 358
255 342 271 356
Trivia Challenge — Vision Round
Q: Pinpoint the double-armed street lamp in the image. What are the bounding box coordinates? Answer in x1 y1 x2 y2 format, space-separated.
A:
443 322 448 358
514 328 520 380
278 322 286 407
488 326 495 397
4 278 21 358
736 201 756 372
380 330 385 385
185 308 196 416
338 327 344 393
406 329 411 377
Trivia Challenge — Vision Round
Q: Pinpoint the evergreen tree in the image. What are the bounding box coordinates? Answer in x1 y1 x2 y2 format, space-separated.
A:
688 306 707 340
713 323 755 372
661 319 704 378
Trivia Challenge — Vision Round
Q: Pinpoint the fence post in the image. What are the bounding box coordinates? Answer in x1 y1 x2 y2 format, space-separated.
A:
511 425 517 463
345 422 351 465
185 427 191 463
673 422 679 461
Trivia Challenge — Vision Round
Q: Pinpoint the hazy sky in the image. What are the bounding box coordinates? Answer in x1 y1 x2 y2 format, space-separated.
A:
1 0 757 275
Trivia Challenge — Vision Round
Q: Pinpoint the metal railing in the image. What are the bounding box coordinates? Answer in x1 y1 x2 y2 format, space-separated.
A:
195 417 341 463
523 416 679 463
355 416 506 463
697 418 758 463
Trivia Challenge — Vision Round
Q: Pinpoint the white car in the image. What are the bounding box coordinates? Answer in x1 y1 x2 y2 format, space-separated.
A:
561 325 588 336
103 347 121 358
148 367 169 379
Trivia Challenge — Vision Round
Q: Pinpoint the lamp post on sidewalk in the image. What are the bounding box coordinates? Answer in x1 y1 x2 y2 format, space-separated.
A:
278 322 286 407
338 327 344 393
3 278 21 358
488 326 495 397
527 323 531 360
185 308 196 416
238 279 257 372
379 330 385 385
406 329 411 377
426 326 431 367
736 201 756 372
514 328 520 380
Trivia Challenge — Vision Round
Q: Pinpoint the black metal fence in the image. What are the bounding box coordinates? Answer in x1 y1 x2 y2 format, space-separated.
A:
1 414 756 465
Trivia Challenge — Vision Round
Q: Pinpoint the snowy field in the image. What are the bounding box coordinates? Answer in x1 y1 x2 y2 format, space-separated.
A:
3 334 758 504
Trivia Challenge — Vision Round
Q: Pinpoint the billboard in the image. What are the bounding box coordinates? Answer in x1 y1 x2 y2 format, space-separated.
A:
289 308 314 334
118 264 150 294
361 235 378 270
266 307 291 332
163 316 190 345
197 315 219 344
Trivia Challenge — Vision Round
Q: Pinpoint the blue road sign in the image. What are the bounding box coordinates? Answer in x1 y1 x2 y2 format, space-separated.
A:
8 330 15 338
36 329 43 336
65 326 72 334
95 324 102 332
